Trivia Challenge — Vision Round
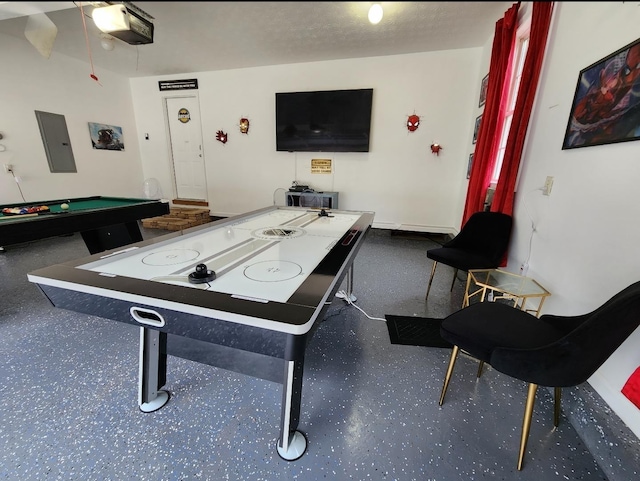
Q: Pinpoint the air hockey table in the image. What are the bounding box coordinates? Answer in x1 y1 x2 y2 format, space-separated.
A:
28 205 375 461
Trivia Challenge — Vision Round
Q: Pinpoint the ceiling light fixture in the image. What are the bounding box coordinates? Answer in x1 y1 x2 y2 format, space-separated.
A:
368 3 383 25
93 4 129 33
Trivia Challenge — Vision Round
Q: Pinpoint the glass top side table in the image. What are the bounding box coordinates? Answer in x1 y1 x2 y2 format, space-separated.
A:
463 269 551 317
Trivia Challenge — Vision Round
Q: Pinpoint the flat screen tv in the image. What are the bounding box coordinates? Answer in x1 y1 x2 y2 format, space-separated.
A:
276 88 373 153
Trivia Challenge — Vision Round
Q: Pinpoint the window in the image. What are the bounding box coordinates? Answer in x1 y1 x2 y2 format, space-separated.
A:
491 32 530 184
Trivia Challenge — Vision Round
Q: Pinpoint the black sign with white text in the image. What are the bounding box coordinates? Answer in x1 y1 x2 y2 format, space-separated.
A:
158 79 199 91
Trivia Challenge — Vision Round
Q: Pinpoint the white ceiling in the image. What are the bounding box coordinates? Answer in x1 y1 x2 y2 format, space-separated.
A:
0 1 512 78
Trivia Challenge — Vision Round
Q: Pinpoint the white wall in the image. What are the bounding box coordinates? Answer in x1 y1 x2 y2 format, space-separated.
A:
130 49 483 234
507 1 640 438
0 33 144 205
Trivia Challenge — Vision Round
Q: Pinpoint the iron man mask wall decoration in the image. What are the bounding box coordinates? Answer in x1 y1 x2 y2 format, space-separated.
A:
239 118 250 134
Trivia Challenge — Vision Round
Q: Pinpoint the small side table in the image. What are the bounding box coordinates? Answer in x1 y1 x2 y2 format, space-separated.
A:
463 269 551 317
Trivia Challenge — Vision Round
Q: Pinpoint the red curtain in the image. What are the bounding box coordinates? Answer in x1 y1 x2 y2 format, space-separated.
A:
491 2 554 215
462 3 519 225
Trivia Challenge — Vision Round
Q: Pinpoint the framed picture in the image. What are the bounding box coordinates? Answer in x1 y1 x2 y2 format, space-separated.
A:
479 73 489 108
466 153 473 179
473 115 482 144
88 122 125 151
562 37 640 150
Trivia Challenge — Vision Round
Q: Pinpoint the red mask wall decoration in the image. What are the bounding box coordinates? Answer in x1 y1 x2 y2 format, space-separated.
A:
239 118 250 134
407 114 420 132
216 130 228 144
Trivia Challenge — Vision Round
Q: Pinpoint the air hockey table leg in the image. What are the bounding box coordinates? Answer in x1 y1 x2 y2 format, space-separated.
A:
345 264 357 302
138 327 170 413
276 359 307 461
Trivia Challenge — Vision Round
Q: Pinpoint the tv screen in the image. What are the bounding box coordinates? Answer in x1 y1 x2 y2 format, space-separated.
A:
276 88 373 153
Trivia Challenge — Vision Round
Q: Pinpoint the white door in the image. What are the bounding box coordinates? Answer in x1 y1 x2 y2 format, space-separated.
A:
166 96 208 201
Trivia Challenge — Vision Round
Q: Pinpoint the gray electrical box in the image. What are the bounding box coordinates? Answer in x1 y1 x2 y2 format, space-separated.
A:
35 110 77 173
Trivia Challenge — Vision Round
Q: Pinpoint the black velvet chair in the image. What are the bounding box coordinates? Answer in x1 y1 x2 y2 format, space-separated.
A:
438 280 640 470
425 211 513 300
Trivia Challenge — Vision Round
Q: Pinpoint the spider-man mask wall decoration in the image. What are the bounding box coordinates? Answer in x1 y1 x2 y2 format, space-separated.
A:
407 114 420 132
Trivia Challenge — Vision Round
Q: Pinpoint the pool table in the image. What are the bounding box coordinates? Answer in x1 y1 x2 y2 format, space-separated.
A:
0 196 170 253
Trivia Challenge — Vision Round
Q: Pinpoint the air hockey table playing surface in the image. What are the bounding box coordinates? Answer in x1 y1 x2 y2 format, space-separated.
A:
28 205 375 460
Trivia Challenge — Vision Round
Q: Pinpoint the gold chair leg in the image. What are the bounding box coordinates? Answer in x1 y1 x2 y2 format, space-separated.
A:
477 361 485 378
425 261 438 300
462 272 473 308
449 268 458 291
554 387 562 427
439 345 459 406
517 383 538 471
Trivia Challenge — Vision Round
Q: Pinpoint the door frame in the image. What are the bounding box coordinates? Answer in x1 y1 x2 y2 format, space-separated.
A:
163 94 208 205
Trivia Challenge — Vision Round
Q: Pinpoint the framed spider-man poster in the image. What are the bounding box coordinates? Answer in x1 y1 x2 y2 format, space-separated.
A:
562 37 640 150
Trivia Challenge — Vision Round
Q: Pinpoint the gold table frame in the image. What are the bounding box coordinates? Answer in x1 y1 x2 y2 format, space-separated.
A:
463 269 551 317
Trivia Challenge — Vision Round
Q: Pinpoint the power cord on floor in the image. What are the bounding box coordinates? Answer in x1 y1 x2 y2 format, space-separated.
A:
335 290 386 321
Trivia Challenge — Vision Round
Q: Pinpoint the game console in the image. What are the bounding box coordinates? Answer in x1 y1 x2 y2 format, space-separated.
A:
289 185 311 192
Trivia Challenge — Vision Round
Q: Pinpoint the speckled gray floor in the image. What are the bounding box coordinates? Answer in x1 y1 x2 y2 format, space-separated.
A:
0 226 615 480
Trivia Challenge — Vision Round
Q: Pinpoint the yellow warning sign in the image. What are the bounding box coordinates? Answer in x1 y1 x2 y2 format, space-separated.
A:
311 158 332 174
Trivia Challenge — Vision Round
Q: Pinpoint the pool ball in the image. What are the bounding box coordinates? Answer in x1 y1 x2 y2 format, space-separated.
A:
61 203 69 210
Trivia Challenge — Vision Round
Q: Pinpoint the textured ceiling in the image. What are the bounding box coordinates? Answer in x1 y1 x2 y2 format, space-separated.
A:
0 2 513 78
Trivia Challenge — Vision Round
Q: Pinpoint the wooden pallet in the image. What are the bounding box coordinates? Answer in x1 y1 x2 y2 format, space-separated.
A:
142 207 211 231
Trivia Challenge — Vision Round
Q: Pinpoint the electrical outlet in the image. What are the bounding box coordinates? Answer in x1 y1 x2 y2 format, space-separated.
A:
542 176 554 196
4 163 13 174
